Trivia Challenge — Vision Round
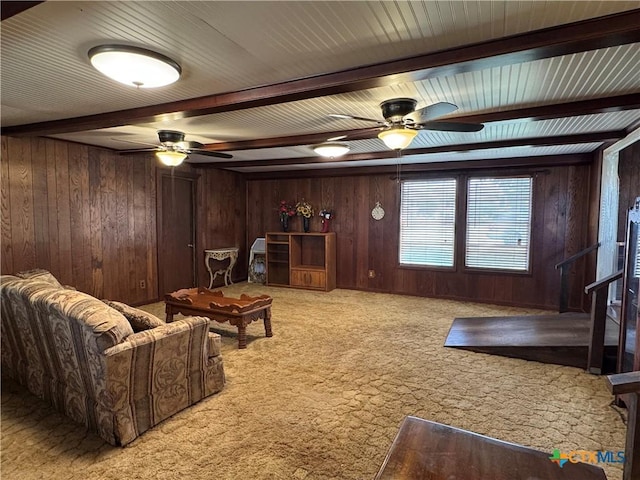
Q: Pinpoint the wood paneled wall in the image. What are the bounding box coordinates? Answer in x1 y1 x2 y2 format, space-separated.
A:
1 136 158 304
1 136 247 305
1 133 595 310
194 166 247 288
247 160 594 310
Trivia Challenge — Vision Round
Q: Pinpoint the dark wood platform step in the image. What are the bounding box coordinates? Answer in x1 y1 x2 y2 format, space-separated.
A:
444 313 618 369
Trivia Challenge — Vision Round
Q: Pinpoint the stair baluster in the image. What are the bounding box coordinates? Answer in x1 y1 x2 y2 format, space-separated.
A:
585 269 624 374
555 242 600 313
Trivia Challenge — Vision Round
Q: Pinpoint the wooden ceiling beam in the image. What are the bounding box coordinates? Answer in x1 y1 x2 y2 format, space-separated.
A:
201 95 640 152
240 154 594 180
1 1 44 21
449 93 640 125
203 127 377 152
4 9 640 137
194 130 624 169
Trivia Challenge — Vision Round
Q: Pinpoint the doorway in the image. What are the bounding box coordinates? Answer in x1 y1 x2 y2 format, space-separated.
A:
157 170 197 295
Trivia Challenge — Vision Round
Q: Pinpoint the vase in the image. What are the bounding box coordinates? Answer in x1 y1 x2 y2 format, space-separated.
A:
321 218 331 233
303 216 310 233
281 215 289 232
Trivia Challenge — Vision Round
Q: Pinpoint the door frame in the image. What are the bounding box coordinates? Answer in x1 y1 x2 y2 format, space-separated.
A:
156 168 199 296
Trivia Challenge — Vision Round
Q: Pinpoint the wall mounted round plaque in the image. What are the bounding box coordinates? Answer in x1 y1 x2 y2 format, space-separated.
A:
371 202 385 220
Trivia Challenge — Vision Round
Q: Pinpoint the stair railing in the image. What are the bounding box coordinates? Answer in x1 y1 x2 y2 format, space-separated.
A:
554 243 600 313
584 269 623 374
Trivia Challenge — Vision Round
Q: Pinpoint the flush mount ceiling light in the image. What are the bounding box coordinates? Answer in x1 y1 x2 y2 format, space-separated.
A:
313 143 350 158
378 127 418 150
88 45 181 88
156 150 187 166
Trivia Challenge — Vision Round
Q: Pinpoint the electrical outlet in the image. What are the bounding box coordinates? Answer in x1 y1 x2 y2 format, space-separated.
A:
139 280 146 289
368 270 376 278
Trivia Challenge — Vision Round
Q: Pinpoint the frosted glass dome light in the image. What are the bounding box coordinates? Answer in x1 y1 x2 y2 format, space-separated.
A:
89 45 181 88
378 127 418 150
313 143 350 158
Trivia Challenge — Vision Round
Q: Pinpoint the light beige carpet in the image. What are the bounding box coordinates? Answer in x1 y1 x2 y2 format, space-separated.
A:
1 284 627 479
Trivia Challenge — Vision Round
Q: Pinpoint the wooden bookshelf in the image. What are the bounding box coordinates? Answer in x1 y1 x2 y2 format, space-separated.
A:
266 232 336 291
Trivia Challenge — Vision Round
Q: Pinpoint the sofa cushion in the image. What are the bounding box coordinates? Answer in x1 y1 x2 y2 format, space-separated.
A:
50 290 134 351
16 269 63 288
103 300 165 332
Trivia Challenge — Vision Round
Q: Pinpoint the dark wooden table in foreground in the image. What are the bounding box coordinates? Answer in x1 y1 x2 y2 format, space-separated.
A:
375 416 607 480
165 287 273 349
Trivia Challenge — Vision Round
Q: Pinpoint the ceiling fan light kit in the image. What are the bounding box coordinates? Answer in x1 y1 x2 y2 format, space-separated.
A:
378 127 418 150
379 98 418 123
119 130 233 162
330 97 483 151
313 143 350 158
156 150 187 166
88 45 181 88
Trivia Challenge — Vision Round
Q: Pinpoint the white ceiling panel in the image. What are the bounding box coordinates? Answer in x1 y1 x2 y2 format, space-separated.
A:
2 1 639 172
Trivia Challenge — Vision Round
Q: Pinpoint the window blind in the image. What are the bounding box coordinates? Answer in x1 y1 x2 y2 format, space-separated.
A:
635 227 640 277
465 176 533 271
399 179 457 267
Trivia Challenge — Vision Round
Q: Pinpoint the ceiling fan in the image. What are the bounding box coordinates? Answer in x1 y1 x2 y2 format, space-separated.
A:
120 130 232 166
329 98 484 150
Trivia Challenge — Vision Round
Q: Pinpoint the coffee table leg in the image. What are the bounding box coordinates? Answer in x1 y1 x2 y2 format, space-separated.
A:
237 324 247 349
165 304 174 323
264 307 273 337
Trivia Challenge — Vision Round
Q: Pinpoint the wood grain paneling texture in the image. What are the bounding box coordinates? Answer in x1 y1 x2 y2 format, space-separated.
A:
0 136 255 305
2 133 597 310
247 160 594 310
1 136 158 305
2 136 246 303
194 167 247 289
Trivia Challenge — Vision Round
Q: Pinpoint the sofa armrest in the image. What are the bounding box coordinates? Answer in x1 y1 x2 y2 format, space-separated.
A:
105 316 221 358
100 316 225 446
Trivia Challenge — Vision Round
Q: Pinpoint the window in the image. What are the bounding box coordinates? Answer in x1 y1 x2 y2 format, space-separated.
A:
398 175 534 272
465 176 533 271
399 178 457 267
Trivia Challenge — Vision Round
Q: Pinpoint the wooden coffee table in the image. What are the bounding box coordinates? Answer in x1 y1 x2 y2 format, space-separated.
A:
165 287 273 349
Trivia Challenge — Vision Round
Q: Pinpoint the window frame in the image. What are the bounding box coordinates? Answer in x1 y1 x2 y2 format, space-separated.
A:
397 172 535 275
462 174 534 275
398 176 458 270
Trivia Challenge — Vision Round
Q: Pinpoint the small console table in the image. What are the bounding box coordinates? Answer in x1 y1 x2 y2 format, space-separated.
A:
205 247 239 287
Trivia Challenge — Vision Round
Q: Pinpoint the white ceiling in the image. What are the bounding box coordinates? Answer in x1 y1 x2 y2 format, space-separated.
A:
2 1 640 173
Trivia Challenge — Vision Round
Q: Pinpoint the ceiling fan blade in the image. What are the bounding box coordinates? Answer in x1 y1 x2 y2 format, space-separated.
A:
404 102 458 124
189 149 233 159
118 147 160 154
328 126 383 142
111 137 160 148
180 140 204 149
327 135 347 141
328 113 384 125
418 121 484 133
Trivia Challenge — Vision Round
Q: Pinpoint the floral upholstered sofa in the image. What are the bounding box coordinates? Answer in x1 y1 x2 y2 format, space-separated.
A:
0 270 225 446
